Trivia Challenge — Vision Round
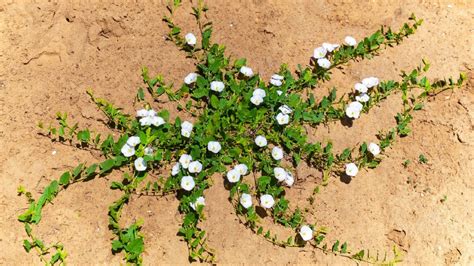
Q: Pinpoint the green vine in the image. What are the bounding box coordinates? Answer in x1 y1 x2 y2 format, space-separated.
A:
17 1 465 265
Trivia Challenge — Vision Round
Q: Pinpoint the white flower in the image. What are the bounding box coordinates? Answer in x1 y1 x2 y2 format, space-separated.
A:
151 116 166 127
185 33 197 46
121 144 135 157
126 136 140 147
184 73 198 85
272 74 284 80
136 109 149 117
260 194 275 209
317 58 331 69
345 163 359 177
272 146 284 160
344 36 357 46
313 46 327 59
276 90 283 95
146 109 157 117
368 142 381 156
278 105 293 114
240 66 254 77
226 169 241 183
345 101 363 119
190 196 205 210
362 77 379 88
180 175 195 191
179 154 193 169
254 135 267 147
240 193 253 209
235 164 248 176
188 161 203 174
181 121 193 138
270 74 284 87
253 88 266 98
355 93 370 103
273 167 287 182
284 172 294 187
171 162 180 176
354 82 368 93
134 157 147 172
139 116 153 126
270 78 282 87
276 112 289 125
210 81 225 92
250 95 263 106
299 225 313 241
207 141 222 154
322 42 340 52
144 147 154 156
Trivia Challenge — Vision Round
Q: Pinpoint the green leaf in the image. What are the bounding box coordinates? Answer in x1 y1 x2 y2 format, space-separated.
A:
100 159 115 173
210 94 219 109
59 171 71 186
137 87 145 101
341 242 348 253
202 27 213 49
23 240 32 252
72 163 84 178
85 164 98 177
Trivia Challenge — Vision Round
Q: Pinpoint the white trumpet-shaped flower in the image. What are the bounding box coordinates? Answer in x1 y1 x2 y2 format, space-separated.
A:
356 93 370 103
299 225 313 241
253 88 266 98
171 162 180 176
136 109 149 117
317 58 331 69
240 66 254 77
179 154 193 169
255 135 267 147
278 105 293 115
207 141 222 154
272 146 284 160
151 116 165 127
362 77 379 88
313 46 327 59
190 196 205 210
240 193 253 209
180 175 195 191
260 194 275 209
250 95 263 106
235 164 248 176
270 74 284 87
188 161 202 174
368 142 381 156
344 36 357 46
210 81 225 92
276 112 289 125
181 121 193 138
274 167 287 182
284 172 294 187
226 169 241 183
322 42 340 52
134 157 147 172
354 82 368 93
345 101 363 119
184 33 197 46
184 73 198 85
345 163 359 177
121 144 135 158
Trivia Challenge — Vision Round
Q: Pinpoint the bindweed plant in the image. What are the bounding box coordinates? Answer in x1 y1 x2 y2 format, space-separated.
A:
18 1 466 265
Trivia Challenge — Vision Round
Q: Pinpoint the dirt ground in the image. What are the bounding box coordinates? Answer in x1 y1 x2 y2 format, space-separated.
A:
1 0 473 265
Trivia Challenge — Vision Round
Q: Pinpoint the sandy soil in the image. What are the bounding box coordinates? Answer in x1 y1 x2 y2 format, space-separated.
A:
0 0 473 265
